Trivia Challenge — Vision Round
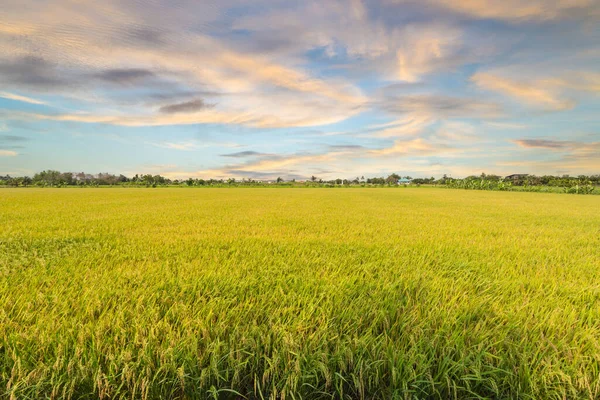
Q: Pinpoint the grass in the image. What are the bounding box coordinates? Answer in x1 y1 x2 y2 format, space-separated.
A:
1 188 599 399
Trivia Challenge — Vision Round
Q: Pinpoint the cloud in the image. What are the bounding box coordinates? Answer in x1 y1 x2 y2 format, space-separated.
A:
513 139 573 149
187 138 456 179
0 0 598 177
232 152 345 173
380 94 502 118
95 68 155 85
9 103 360 128
387 0 600 22
545 72 600 93
567 142 600 165
0 91 46 105
146 139 242 151
0 2 366 129
471 72 575 111
513 138 600 161
367 115 434 138
368 138 454 156
190 147 363 179
0 133 27 150
436 0 599 21
328 145 367 151
396 25 462 82
221 151 271 158
503 139 600 174
486 122 528 130
0 150 18 157
368 93 502 139
151 142 199 151
0 56 69 89
434 121 479 141
146 140 206 151
122 27 168 47
0 135 29 143
235 5 473 83
159 99 213 114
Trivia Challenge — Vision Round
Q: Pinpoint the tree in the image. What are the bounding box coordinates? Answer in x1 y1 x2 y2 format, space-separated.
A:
8 177 21 187
386 173 401 184
141 174 154 187
276 177 283 183
60 172 74 185
33 170 62 186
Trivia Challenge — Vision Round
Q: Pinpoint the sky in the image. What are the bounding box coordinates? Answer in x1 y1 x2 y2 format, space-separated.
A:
0 0 599 180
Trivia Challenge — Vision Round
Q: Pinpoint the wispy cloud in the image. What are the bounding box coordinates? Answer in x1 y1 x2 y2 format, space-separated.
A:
0 150 18 157
485 122 528 130
472 72 575 111
0 56 68 90
328 144 367 151
394 0 600 21
396 25 462 82
504 139 600 174
513 139 574 149
368 138 454 156
221 151 272 158
0 134 29 142
147 139 242 151
149 142 201 151
95 68 155 85
0 91 46 105
159 99 214 114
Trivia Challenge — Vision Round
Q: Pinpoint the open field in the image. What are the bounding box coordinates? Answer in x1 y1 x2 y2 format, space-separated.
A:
1 188 599 399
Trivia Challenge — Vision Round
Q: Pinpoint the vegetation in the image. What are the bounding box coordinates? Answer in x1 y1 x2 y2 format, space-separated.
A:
446 173 598 195
1 171 599 194
1 188 599 399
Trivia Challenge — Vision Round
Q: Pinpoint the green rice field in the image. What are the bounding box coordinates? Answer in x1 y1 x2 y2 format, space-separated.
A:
1 188 599 399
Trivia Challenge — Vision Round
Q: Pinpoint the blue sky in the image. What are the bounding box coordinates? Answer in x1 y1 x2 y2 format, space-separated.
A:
0 0 598 179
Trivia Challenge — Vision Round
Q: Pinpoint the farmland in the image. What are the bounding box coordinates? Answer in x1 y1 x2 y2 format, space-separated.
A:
1 188 599 399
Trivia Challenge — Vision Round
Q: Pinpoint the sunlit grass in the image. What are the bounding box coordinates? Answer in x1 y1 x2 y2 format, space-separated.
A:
1 188 599 399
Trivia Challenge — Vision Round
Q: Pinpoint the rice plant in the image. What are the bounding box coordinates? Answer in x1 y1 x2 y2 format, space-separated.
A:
1 188 599 399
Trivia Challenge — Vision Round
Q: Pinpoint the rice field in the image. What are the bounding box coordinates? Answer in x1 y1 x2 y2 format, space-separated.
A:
1 188 599 399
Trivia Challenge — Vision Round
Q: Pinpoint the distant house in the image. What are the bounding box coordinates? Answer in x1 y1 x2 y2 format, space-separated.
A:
505 174 528 181
398 178 412 185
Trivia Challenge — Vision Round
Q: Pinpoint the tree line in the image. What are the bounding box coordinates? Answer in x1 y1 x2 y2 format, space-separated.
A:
1 170 599 191
445 173 599 194
0 171 448 187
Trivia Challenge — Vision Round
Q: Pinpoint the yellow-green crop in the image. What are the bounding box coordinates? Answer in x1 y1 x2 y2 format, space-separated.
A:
1 188 599 399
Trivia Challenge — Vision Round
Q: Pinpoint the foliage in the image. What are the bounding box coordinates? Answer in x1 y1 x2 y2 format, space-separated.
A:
446 174 597 195
1 171 599 194
1 188 600 399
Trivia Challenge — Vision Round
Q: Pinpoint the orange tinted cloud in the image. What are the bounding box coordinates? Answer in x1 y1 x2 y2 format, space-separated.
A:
472 73 575 110
0 91 46 105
